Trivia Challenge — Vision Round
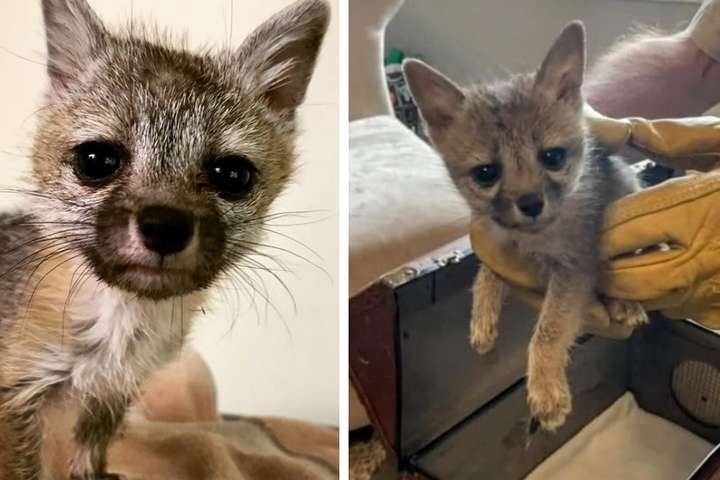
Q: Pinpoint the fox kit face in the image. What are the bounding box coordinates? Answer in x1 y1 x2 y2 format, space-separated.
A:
31 0 328 299
404 22 587 233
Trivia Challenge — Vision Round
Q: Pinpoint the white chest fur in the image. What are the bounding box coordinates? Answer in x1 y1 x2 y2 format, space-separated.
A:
19 280 204 402
66 287 201 396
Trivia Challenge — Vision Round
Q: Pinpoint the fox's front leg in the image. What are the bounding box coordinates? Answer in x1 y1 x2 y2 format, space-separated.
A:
0 387 47 480
470 265 507 354
69 395 130 480
527 270 590 431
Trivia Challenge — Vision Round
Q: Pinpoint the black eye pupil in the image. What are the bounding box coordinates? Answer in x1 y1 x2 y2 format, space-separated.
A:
472 164 501 187
208 156 255 197
539 148 567 170
73 141 124 183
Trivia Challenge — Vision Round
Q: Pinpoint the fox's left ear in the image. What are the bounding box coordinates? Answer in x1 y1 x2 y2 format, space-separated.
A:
236 0 330 112
534 21 586 101
42 0 108 93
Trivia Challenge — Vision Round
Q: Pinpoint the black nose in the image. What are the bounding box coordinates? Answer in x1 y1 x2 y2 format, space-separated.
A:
137 206 194 256
516 194 544 218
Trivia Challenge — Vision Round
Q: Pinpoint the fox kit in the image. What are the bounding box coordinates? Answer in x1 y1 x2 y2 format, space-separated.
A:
0 0 328 478
404 22 647 431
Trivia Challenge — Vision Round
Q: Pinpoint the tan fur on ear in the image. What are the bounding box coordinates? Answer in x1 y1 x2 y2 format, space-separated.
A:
42 0 108 92
236 0 330 111
534 21 586 101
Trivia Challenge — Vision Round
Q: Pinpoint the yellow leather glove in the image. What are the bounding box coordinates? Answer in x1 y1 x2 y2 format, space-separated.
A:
585 105 720 170
471 107 720 338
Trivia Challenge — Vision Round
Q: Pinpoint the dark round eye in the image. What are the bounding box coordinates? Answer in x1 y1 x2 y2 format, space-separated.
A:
471 164 502 187
539 148 567 171
73 141 125 184
207 156 255 198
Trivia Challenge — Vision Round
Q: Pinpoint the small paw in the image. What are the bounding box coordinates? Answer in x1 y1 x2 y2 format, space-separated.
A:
527 378 572 432
469 320 497 355
607 299 648 328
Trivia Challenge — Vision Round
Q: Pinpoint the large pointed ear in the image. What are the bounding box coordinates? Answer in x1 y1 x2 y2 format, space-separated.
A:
236 0 330 112
403 59 465 137
42 0 108 92
534 21 586 101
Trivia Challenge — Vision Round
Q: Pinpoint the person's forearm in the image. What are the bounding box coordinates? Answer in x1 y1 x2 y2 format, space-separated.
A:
586 32 720 120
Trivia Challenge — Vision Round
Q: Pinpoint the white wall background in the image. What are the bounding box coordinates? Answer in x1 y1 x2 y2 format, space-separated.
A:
0 0 338 425
386 0 698 84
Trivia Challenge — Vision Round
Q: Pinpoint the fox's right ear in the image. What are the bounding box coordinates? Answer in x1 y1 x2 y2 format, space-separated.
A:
534 21 586 101
42 0 108 93
403 59 465 139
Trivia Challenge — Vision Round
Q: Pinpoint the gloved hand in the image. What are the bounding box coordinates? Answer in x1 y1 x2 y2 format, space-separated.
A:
471 107 720 338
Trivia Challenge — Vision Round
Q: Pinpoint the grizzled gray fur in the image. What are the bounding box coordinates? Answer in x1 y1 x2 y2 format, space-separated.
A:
404 22 647 432
0 0 329 479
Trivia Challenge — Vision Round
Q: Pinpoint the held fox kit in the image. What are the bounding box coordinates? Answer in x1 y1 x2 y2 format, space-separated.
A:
0 0 328 478
404 23 648 431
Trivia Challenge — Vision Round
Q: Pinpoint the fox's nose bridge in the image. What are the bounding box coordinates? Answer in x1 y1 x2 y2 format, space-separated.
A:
129 182 204 211
503 153 544 189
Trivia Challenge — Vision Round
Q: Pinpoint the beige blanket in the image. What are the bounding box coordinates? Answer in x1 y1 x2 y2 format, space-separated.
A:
527 393 710 480
40 351 339 480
